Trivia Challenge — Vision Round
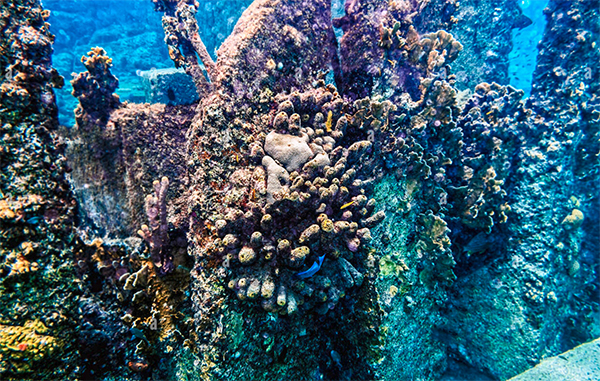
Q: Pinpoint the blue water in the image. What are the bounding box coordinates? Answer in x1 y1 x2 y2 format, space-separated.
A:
45 0 252 126
509 0 549 96
46 0 546 127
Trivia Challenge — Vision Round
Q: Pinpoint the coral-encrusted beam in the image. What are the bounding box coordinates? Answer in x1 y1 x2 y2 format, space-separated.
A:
152 0 217 93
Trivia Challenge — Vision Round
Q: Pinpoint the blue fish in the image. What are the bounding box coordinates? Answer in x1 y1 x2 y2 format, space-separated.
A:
26 217 42 225
130 327 150 345
295 254 325 279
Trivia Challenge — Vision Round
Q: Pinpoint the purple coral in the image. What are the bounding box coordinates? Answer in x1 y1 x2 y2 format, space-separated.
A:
138 177 173 274
71 47 120 127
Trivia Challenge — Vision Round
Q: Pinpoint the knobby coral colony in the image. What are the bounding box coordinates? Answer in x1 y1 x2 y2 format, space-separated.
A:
211 86 386 315
111 1 552 314
196 5 513 315
195 18 505 313
175 0 467 316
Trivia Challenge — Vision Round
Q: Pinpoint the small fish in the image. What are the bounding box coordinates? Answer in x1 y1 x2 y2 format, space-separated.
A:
167 88 175 102
177 264 191 272
463 232 491 255
130 327 150 345
330 350 342 369
26 216 42 225
295 254 325 279
513 14 533 30
325 110 333 133
340 200 355 210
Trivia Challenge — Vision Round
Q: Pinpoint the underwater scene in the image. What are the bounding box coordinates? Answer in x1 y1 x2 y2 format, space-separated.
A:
0 0 598 379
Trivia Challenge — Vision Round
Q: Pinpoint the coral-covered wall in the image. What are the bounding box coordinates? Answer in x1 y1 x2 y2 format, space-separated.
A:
1 0 597 380
0 0 79 377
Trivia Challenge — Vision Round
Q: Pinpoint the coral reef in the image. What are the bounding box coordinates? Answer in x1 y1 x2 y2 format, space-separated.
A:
531 0 599 105
71 46 121 127
0 320 61 374
451 0 530 90
0 0 78 378
1 0 598 380
449 82 523 235
70 229 191 379
439 1 600 377
203 86 384 315
45 0 253 125
215 0 340 98
333 0 463 101
138 176 176 274
67 48 194 237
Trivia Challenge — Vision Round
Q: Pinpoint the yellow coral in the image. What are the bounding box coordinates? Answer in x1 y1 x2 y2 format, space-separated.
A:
7 254 39 277
0 320 59 374
325 110 333 133
0 195 44 220
20 242 34 257
422 213 451 251
562 209 584 229
0 200 16 219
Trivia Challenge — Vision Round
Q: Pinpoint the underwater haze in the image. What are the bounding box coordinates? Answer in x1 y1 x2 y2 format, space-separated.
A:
0 0 598 380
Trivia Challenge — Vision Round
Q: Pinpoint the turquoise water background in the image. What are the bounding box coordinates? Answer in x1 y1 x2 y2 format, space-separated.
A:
46 0 548 126
510 0 549 96
45 0 253 125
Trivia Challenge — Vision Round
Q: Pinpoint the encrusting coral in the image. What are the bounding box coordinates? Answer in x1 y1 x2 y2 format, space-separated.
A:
0 320 60 374
334 0 463 102
71 47 121 128
0 0 78 378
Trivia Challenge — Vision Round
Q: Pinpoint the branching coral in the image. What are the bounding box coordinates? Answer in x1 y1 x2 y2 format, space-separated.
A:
138 176 174 274
335 0 463 102
152 0 217 94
